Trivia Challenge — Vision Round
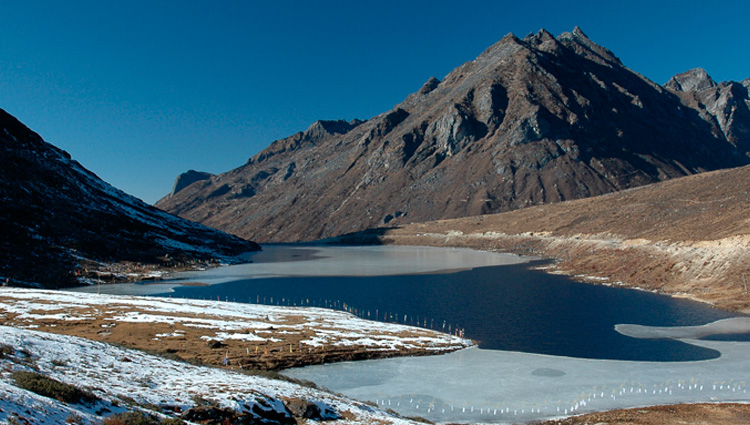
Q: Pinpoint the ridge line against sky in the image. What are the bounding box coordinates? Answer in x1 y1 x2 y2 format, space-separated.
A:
1 0 748 204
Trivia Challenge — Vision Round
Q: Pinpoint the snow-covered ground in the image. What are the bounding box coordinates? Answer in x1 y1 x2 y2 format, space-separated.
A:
0 288 471 354
0 325 421 425
0 286 473 424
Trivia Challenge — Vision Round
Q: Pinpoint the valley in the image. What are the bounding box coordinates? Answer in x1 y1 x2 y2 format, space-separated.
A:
2 22 750 425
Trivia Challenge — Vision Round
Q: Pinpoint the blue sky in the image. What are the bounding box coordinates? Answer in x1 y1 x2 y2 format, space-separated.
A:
1 1 748 204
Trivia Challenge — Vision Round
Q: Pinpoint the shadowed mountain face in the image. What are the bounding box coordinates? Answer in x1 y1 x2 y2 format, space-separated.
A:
157 27 750 243
0 109 260 288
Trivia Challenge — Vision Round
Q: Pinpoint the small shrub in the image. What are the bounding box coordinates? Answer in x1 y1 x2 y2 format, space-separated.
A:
66 413 83 423
190 394 216 407
0 343 13 358
405 416 434 424
103 411 159 425
51 358 68 367
7 415 24 425
158 418 185 425
104 412 184 425
12 370 98 405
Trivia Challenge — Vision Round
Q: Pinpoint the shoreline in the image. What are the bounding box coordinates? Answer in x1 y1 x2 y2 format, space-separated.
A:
537 402 750 425
358 229 750 315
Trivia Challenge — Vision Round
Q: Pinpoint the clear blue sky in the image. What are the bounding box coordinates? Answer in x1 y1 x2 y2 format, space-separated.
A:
1 1 748 204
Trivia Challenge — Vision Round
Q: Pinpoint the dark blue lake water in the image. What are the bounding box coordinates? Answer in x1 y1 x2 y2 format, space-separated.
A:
158 259 738 362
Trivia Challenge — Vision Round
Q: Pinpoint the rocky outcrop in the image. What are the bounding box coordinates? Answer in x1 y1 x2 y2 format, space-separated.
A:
170 170 213 197
0 108 260 288
157 28 750 243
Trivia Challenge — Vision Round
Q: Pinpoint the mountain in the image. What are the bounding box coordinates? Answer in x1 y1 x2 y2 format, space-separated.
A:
157 27 750 243
0 108 260 288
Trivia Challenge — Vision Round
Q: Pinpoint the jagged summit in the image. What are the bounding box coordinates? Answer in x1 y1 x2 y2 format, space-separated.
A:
557 26 622 66
665 68 750 153
157 28 750 243
307 119 364 135
665 68 718 92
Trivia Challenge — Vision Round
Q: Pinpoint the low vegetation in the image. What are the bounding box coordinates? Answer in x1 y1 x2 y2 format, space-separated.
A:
103 411 185 425
0 343 13 359
11 370 99 405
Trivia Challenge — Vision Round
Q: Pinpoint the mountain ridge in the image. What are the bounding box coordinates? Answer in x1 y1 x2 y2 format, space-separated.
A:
157 28 750 243
0 108 260 288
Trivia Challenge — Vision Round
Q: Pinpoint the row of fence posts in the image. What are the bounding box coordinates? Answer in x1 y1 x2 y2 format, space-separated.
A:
249 295 466 338
202 294 466 338
368 379 748 419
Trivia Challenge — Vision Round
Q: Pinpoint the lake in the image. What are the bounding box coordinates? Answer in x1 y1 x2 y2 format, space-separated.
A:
157 245 736 362
80 244 750 423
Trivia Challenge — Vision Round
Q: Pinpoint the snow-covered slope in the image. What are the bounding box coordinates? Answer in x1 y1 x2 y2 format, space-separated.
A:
0 288 471 423
0 325 421 425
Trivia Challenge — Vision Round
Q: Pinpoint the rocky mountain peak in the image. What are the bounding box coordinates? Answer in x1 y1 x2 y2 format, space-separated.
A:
557 26 622 67
306 119 364 136
522 28 563 55
157 28 750 243
251 118 365 164
665 68 717 92
665 70 750 154
523 28 555 43
499 32 522 44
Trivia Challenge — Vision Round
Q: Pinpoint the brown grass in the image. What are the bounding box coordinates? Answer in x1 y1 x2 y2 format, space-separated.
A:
537 403 750 425
367 166 750 313
0 295 465 371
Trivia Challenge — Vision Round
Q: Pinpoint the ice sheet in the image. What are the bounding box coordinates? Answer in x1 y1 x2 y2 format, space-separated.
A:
284 329 750 424
70 245 533 295
616 317 750 339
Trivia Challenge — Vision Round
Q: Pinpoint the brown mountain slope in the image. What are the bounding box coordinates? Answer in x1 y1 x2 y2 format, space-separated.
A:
157 28 750 242
353 165 750 313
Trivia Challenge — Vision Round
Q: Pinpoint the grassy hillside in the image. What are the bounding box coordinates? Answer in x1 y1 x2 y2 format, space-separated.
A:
353 165 750 313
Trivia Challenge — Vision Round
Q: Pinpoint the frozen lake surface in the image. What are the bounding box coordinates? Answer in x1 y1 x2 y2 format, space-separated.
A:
76 244 750 423
284 334 750 424
74 245 531 295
